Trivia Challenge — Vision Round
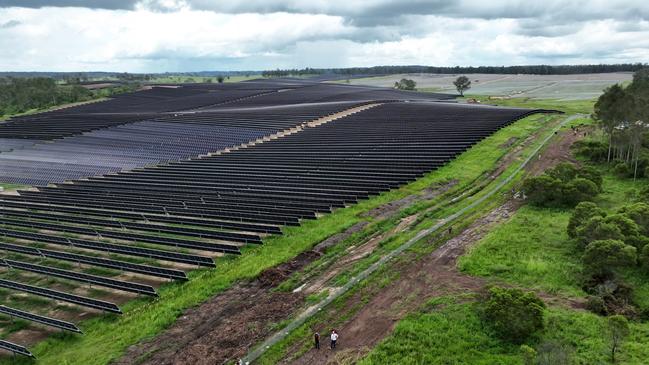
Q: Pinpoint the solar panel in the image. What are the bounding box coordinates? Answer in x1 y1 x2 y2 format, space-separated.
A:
0 339 34 358
0 259 157 296
0 279 122 313
0 305 81 333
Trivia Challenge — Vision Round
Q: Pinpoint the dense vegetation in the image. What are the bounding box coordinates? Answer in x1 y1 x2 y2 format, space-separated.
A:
521 163 602 207
589 69 649 179
261 63 647 77
0 77 138 118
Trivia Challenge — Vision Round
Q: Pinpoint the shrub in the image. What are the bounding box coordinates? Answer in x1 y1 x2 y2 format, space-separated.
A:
567 202 606 238
605 214 644 247
522 175 563 206
548 162 578 182
583 239 637 277
520 344 537 365
562 178 599 206
640 185 649 203
614 162 631 177
522 163 600 207
639 244 649 271
575 216 624 247
619 203 649 237
572 140 608 162
482 286 545 343
576 166 603 190
607 315 630 363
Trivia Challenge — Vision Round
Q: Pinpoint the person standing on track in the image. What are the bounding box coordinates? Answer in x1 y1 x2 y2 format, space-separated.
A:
330 329 338 350
314 331 320 350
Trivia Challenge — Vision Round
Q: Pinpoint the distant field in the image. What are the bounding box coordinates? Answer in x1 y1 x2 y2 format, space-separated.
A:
343 73 632 100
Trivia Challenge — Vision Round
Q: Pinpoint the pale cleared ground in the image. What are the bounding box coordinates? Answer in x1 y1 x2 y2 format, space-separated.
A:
344 72 632 100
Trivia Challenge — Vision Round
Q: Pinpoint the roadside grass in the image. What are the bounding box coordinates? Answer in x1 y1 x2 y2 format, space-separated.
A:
361 295 649 365
0 113 554 364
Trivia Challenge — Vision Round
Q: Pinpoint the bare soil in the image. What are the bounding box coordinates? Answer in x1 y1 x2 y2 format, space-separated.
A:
113 250 321 365
284 202 518 365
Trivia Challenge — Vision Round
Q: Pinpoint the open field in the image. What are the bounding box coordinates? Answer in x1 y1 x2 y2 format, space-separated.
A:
342 73 631 100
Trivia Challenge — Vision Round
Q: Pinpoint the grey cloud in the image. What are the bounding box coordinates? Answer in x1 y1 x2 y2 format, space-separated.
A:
0 19 20 28
0 0 135 9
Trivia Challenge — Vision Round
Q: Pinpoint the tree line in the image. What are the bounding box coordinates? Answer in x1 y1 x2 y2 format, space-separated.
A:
0 77 138 118
262 64 647 78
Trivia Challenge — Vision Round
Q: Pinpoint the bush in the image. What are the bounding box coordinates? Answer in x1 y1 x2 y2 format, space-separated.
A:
640 185 649 203
482 286 545 343
572 140 608 162
619 203 649 237
583 239 637 277
576 166 603 190
639 244 649 271
548 162 578 182
562 178 599 206
575 216 625 247
522 163 600 207
614 162 631 177
522 175 563 206
567 202 606 238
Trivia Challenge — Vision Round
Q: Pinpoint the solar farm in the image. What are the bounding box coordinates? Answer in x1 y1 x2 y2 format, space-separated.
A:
0 79 556 359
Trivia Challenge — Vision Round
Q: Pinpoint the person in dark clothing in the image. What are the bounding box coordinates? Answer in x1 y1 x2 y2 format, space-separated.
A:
314 332 320 350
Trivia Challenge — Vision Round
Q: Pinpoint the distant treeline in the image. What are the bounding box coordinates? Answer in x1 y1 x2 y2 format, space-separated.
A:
261 63 647 77
0 77 137 117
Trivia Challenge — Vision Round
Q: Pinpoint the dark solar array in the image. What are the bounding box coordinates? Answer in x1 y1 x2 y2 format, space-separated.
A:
0 81 557 358
0 83 288 140
0 101 361 186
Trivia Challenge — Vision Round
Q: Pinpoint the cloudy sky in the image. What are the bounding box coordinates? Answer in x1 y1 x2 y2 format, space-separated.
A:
0 0 648 72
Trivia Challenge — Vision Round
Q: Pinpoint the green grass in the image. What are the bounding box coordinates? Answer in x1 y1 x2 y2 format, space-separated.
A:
0 113 557 364
469 96 595 115
458 206 583 297
361 296 649 365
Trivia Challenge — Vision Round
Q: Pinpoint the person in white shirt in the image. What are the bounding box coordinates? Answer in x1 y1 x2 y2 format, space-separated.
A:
330 330 338 349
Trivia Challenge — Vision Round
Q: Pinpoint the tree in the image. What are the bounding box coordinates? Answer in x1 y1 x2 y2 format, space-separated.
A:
575 216 628 247
521 175 563 206
583 239 637 277
619 203 649 237
607 315 630 363
394 78 416 90
217 75 225 83
482 286 546 343
594 84 627 162
562 178 599 206
567 202 606 238
548 162 578 182
453 75 471 96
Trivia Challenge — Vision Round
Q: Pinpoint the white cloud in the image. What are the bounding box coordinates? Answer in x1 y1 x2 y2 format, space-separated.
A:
0 2 648 71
